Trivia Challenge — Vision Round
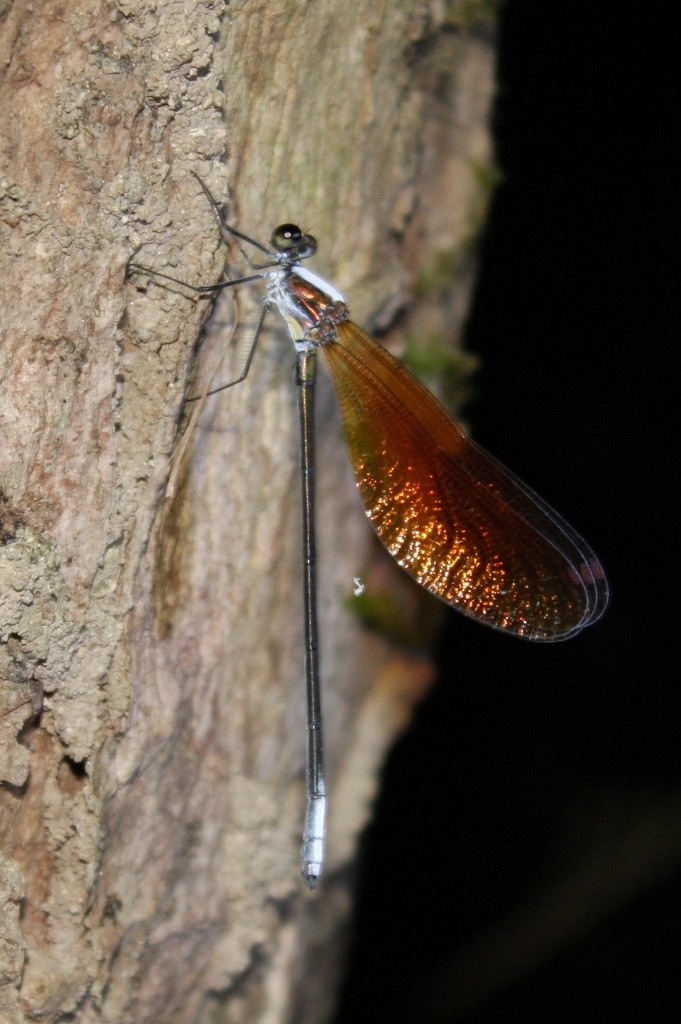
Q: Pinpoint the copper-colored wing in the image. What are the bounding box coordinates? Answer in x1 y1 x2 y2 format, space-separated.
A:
322 320 608 640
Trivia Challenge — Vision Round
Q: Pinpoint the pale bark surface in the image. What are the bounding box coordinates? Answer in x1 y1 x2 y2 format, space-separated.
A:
0 1 497 1021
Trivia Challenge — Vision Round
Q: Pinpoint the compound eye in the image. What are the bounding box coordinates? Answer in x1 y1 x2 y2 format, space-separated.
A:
271 223 302 250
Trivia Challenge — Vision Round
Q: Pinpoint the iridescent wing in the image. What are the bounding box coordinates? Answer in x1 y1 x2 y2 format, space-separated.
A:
322 320 608 640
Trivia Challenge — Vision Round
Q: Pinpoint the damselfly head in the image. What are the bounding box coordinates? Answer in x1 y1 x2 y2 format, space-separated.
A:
271 223 317 260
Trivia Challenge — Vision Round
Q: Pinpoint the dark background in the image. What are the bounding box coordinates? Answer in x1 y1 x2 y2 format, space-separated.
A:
335 3 678 1023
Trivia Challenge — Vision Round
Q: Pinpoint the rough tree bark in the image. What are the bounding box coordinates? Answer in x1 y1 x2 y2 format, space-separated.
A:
0 1 498 1021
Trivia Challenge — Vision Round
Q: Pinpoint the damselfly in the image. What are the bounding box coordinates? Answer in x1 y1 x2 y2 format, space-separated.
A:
128 176 608 887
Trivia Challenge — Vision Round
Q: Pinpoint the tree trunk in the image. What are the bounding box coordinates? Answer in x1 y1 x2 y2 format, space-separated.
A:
0 1 498 1021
